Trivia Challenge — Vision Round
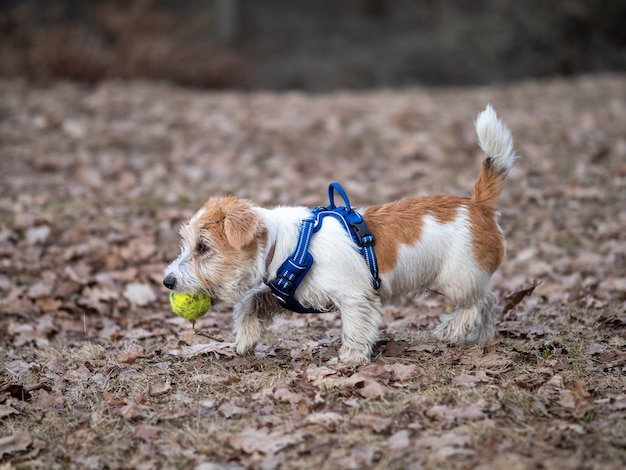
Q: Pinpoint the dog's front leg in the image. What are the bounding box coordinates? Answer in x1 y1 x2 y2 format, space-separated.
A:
234 287 281 356
336 293 384 365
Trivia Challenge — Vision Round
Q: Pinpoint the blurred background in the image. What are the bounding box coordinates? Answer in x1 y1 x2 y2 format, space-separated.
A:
1 0 624 91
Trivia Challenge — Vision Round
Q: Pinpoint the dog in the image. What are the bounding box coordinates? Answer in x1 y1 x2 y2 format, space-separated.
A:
163 105 516 364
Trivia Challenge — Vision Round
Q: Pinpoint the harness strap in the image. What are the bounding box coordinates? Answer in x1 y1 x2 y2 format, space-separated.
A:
266 182 381 314
266 217 320 314
325 183 381 290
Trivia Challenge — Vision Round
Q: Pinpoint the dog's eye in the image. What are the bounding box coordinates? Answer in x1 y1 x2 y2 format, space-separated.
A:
196 242 210 255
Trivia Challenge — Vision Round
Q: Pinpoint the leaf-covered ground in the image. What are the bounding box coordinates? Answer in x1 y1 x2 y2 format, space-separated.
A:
1 75 625 469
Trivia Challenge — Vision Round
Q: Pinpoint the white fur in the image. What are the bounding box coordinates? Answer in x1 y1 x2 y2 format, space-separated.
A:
476 104 516 174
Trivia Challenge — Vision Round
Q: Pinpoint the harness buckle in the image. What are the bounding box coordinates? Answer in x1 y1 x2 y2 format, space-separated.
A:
350 219 375 247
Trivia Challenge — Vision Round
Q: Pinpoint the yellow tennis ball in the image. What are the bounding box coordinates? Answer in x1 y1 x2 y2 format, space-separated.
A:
169 291 212 321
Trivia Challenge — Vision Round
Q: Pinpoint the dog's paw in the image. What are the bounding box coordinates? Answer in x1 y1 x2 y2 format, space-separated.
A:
339 347 371 365
235 336 257 356
433 321 467 346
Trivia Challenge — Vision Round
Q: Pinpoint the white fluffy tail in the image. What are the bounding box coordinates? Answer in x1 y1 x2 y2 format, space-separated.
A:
475 105 516 177
472 105 516 207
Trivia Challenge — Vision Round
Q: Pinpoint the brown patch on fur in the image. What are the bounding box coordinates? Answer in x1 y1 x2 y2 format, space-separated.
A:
198 196 260 250
186 197 266 282
365 195 504 275
364 195 466 274
469 205 504 273
472 160 507 208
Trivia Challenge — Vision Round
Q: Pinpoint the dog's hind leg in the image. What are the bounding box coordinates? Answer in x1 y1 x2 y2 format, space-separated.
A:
434 290 498 345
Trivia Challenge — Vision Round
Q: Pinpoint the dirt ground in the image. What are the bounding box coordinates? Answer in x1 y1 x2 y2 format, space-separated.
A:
1 74 625 469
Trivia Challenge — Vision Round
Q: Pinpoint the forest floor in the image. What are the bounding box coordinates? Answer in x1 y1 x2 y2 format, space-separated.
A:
1 74 625 469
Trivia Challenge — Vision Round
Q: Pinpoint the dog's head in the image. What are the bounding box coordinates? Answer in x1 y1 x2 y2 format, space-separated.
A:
163 196 266 308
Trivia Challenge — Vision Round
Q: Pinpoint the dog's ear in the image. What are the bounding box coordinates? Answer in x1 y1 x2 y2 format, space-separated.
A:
223 200 259 249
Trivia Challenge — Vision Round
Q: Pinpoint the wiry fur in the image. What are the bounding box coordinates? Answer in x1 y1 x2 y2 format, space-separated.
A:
164 105 517 364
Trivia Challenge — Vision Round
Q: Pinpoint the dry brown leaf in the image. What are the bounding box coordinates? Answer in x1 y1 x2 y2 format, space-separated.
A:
148 377 171 395
63 365 91 382
350 413 392 433
35 296 63 311
462 349 511 370
303 411 343 431
426 402 487 425
414 431 473 458
387 430 412 455
218 401 249 419
225 427 303 455
134 424 161 441
0 404 18 419
339 373 389 399
168 342 236 358
386 363 417 382
117 344 154 364
0 433 32 458
537 374 565 399
273 387 305 405
305 365 339 382
123 283 157 306
382 338 408 357
451 370 492 388
67 423 97 445
502 280 541 316
118 402 150 420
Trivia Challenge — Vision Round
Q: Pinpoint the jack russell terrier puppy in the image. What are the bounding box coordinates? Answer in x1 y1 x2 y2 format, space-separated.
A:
163 105 516 364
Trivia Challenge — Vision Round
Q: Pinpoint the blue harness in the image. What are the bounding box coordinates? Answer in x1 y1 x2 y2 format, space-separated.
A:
266 182 381 314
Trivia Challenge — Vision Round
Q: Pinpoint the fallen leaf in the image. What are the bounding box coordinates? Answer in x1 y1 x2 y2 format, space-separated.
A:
386 363 417 382
537 374 565 399
451 370 492 387
0 433 32 458
596 351 626 369
0 404 18 419
426 403 486 425
303 412 343 431
134 424 161 441
225 427 303 454
355 377 388 399
63 365 91 382
462 350 511 370
218 401 249 419
498 321 549 338
118 402 150 420
273 387 305 405
584 343 607 355
502 280 541 316
387 429 411 455
350 413 392 433
25 225 50 244
168 342 236 358
382 338 408 357
305 365 339 382
414 431 473 458
148 377 171 395
117 344 154 364
123 283 157 306
607 395 626 411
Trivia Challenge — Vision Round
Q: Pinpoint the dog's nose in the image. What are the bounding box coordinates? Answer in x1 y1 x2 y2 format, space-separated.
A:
163 273 177 290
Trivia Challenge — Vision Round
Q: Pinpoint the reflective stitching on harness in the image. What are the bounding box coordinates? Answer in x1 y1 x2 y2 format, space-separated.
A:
266 182 381 314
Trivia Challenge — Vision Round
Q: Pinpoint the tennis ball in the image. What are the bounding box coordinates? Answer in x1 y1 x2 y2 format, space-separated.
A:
169 291 212 321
